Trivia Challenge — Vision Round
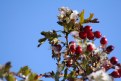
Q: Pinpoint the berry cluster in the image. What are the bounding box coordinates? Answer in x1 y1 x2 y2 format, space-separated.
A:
79 25 102 40
62 25 121 79
110 57 121 78
38 7 121 81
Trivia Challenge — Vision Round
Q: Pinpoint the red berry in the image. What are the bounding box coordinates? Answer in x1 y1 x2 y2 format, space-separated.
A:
100 37 108 45
83 25 92 32
69 45 75 53
106 45 114 53
79 31 87 39
87 44 94 52
69 41 76 53
87 31 94 40
94 31 102 38
111 70 120 78
75 46 82 54
110 57 118 65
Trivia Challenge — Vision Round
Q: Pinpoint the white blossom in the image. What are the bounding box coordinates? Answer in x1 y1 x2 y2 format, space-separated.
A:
94 48 100 53
70 10 79 21
100 52 108 61
59 7 71 13
87 69 113 81
80 43 87 52
58 7 71 19
70 31 79 37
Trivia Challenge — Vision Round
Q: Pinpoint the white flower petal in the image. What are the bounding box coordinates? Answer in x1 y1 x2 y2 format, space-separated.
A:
88 69 113 81
70 10 79 20
70 31 79 37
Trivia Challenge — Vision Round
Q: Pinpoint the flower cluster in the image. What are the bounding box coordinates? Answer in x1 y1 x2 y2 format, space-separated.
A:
58 7 79 23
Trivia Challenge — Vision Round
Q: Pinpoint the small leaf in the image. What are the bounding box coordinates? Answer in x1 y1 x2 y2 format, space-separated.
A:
87 13 94 20
27 73 39 81
80 10 85 24
5 74 16 81
57 21 64 26
39 30 61 45
91 18 99 23
41 31 46 36
69 71 76 78
38 38 47 47
18 66 31 76
64 26 68 33
50 71 55 78
67 21 74 32
81 59 88 70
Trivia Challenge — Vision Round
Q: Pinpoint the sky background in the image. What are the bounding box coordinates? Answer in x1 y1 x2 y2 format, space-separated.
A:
0 0 121 81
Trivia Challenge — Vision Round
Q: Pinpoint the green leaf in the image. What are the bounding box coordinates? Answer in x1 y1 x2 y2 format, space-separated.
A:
39 30 61 45
27 73 39 81
87 13 94 20
57 21 63 26
38 38 47 47
55 71 60 81
57 21 66 26
86 65 93 75
69 71 76 78
5 74 16 81
64 26 68 33
67 21 74 33
80 10 85 24
81 59 88 70
18 66 31 76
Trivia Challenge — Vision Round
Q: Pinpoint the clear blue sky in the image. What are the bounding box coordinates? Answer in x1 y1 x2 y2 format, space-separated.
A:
0 0 121 81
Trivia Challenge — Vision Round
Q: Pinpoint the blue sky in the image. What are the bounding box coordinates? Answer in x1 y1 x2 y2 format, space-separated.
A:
0 0 121 81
